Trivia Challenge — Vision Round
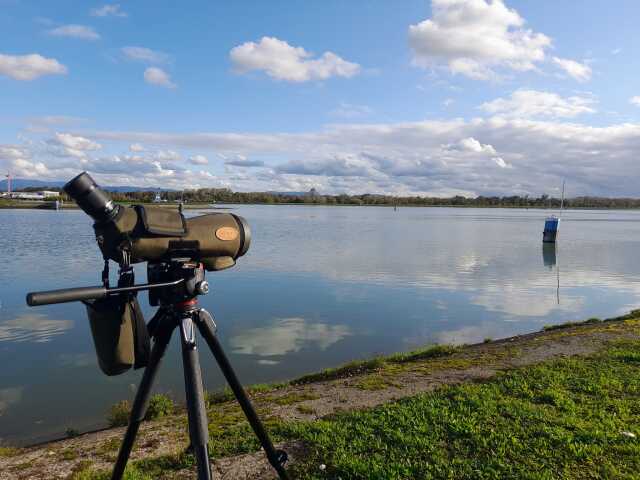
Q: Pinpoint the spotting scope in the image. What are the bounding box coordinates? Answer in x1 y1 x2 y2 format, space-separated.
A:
66 171 250 271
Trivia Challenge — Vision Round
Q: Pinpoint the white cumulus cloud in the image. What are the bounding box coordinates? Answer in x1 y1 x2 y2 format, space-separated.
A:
480 89 596 119
122 46 169 64
53 133 101 151
189 155 208 165
454 137 497 155
4 157 52 178
47 24 100 41
0 145 30 161
47 132 101 158
90 4 127 17
154 150 180 161
552 57 592 82
144 67 176 88
230 36 360 82
630 96 640 107
0 53 67 80
493 156 511 168
408 0 551 80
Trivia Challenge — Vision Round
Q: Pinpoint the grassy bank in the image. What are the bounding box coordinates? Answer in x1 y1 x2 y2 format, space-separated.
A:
285 341 640 479
2 314 640 479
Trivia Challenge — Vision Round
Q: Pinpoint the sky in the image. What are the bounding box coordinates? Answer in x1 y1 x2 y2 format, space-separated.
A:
1 0 640 197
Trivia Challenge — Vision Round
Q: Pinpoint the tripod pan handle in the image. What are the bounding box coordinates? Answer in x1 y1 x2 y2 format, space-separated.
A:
26 286 108 306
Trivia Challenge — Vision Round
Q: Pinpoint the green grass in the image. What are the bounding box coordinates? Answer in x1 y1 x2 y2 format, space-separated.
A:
283 339 640 479
204 383 285 408
292 344 461 385
385 344 461 364
106 393 174 427
76 338 640 479
543 317 602 331
107 400 131 427
541 310 640 333
95 436 121 462
145 394 174 421
354 374 399 391
607 309 640 322
266 391 320 406
297 405 316 415
247 383 282 394
59 448 79 461
205 386 234 406
67 460 97 479
292 357 386 384
0 446 20 457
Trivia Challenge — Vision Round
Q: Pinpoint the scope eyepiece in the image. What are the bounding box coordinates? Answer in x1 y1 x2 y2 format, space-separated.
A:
64 172 119 223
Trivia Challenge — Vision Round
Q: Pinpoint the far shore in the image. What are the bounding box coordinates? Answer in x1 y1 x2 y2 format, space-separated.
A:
1 310 639 479
2 199 640 211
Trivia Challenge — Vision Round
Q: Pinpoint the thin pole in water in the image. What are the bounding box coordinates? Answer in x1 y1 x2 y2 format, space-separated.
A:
556 244 560 305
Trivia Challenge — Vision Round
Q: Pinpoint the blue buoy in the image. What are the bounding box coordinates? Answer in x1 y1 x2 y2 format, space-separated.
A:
543 216 560 243
542 180 565 243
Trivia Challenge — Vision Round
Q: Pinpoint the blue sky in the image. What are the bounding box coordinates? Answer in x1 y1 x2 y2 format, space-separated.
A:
1 0 640 196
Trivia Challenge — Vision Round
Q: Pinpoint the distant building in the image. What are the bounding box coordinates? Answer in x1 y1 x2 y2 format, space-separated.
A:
6 190 60 200
153 192 162 203
41 191 60 198
9 192 44 200
308 188 318 198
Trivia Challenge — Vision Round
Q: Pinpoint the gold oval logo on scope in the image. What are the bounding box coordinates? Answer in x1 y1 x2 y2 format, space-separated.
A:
215 227 238 241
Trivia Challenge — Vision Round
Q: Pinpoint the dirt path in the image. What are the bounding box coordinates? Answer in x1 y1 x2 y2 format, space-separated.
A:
2 316 638 479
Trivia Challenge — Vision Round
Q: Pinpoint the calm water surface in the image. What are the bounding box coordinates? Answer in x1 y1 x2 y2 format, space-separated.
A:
1 206 639 444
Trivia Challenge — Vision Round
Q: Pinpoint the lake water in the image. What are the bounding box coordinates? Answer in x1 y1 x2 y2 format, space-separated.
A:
1 206 639 445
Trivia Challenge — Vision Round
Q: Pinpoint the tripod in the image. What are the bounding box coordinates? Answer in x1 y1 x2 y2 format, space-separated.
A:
110 266 289 480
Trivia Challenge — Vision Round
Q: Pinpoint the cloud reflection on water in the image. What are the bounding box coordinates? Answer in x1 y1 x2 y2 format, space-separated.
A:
238 207 640 320
0 313 73 343
230 317 351 360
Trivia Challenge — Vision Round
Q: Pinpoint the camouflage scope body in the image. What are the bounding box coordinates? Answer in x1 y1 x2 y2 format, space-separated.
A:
95 205 250 271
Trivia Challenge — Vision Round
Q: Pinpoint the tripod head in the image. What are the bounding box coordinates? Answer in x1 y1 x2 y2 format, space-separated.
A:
147 260 209 306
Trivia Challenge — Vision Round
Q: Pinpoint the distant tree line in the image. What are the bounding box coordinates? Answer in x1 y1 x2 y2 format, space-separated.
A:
17 185 640 209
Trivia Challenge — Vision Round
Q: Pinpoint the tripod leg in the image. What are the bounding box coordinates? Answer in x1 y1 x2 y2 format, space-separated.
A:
111 314 173 480
195 309 289 480
180 314 213 480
